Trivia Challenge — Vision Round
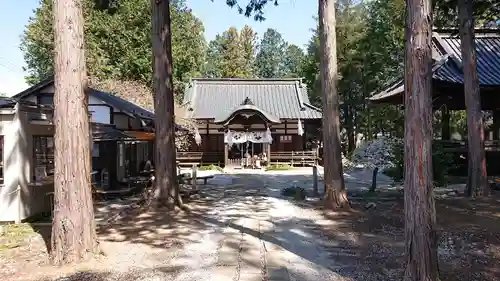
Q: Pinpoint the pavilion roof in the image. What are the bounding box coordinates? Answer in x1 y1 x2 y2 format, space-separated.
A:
369 29 500 104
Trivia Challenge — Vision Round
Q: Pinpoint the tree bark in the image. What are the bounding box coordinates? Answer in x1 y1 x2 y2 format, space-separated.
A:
318 0 349 209
458 0 490 197
403 0 439 280
51 0 98 265
151 0 180 208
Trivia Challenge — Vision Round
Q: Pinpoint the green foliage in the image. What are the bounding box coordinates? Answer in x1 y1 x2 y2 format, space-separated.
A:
21 0 206 100
198 164 223 172
203 26 304 80
384 141 458 187
282 44 305 78
202 26 257 78
221 0 279 21
433 0 500 28
300 27 321 106
265 163 291 171
255 28 288 78
239 25 259 77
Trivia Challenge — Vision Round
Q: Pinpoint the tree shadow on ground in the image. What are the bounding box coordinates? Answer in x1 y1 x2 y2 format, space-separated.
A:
34 265 188 281
22 173 500 281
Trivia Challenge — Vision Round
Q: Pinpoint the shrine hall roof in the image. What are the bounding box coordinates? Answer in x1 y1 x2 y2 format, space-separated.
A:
369 29 500 104
183 78 322 120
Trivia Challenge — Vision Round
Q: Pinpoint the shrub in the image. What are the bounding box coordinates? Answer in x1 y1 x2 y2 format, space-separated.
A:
383 141 456 187
198 164 223 172
265 164 292 171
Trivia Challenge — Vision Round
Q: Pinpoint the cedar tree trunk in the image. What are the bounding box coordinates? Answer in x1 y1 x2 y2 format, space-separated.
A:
458 0 490 197
318 0 349 209
151 0 180 208
51 0 98 265
403 0 439 280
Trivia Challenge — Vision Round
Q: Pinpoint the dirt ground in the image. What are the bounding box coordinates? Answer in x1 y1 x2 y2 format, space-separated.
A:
321 195 500 281
1 186 500 281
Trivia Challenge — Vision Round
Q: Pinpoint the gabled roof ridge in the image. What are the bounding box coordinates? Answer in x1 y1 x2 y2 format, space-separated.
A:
91 89 153 114
12 76 54 100
12 75 154 119
190 77 303 84
191 77 302 81
434 28 500 37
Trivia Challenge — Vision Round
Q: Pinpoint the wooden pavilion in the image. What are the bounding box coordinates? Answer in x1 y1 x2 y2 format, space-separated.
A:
178 78 323 168
368 29 500 174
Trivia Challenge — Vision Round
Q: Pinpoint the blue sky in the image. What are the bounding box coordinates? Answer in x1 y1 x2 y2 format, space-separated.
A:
0 0 317 96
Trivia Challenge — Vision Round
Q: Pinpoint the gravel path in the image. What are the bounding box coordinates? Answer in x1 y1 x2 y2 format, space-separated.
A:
159 173 357 281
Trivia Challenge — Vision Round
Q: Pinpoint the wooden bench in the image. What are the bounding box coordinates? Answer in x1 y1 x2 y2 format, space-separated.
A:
177 162 201 167
176 151 224 166
271 151 318 166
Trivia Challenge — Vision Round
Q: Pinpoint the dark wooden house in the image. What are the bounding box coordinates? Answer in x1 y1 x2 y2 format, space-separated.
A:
368 29 500 175
178 78 322 167
12 77 159 189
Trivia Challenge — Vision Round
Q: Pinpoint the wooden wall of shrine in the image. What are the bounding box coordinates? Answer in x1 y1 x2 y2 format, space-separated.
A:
187 118 308 153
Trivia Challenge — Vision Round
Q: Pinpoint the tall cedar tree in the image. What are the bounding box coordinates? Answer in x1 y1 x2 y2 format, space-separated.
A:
255 28 288 78
403 0 439 280
458 0 490 197
239 25 258 77
151 0 180 208
51 0 98 265
318 0 349 209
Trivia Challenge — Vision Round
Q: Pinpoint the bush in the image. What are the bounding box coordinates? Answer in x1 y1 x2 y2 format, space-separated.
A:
198 164 223 172
265 164 292 171
383 141 456 187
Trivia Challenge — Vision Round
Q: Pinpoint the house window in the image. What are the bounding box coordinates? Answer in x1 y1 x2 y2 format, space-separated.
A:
280 135 293 143
37 94 54 106
0 136 3 184
33 136 55 180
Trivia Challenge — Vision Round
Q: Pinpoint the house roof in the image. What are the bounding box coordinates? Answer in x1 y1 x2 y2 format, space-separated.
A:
183 78 322 120
369 29 500 103
12 76 154 120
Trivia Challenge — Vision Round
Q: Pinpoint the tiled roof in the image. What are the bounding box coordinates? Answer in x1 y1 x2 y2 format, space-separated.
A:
90 89 154 119
369 29 500 103
12 76 154 119
433 32 500 85
183 78 322 120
